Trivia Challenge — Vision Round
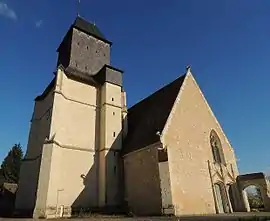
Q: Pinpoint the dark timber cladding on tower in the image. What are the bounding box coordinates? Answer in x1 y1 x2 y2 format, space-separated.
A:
56 16 122 86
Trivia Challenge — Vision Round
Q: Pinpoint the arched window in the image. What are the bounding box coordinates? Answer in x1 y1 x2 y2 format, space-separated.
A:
214 182 230 213
210 130 226 165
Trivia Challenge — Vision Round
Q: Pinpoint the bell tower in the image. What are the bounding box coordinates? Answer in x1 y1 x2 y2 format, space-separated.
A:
55 15 126 210
16 14 126 218
57 16 112 76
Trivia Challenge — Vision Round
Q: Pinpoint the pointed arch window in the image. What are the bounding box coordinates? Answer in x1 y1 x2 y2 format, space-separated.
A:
210 130 226 165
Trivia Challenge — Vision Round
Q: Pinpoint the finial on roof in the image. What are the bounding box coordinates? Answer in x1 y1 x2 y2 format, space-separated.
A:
186 65 192 74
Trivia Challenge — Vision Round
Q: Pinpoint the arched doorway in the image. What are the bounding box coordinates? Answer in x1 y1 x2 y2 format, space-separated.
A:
244 185 264 212
214 183 229 213
237 173 270 212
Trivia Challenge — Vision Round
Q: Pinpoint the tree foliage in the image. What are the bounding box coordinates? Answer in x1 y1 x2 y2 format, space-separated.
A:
247 186 264 210
0 144 24 183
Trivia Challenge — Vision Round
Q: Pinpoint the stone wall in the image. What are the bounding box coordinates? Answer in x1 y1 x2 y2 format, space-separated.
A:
33 68 100 218
51 69 99 150
162 72 239 216
34 143 98 218
15 87 54 213
123 143 162 215
158 161 173 214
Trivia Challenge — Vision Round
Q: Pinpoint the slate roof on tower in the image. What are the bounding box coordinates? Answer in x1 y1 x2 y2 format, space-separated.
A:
73 16 112 45
57 16 112 53
122 74 186 155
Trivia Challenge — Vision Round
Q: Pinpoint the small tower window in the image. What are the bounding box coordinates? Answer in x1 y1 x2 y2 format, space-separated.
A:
86 46 89 50
75 62 78 68
85 66 88 70
114 166 117 174
113 112 115 116
77 42 80 46
112 98 114 101
113 132 116 137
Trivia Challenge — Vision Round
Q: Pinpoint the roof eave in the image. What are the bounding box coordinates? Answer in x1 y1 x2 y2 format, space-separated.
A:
35 78 56 101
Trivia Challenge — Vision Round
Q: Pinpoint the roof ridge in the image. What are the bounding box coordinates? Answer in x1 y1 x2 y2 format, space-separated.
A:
128 74 186 111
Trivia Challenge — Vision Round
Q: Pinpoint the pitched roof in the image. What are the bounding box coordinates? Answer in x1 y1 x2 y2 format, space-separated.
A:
122 74 186 155
73 16 112 45
35 77 56 101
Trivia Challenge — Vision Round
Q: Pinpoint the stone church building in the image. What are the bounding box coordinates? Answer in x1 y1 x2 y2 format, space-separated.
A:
15 16 270 218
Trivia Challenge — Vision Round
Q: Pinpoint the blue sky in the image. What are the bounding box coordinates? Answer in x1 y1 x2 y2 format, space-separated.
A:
0 0 269 174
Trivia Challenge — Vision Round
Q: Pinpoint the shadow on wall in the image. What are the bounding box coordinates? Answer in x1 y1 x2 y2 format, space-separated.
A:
71 103 101 215
69 105 126 217
70 132 125 216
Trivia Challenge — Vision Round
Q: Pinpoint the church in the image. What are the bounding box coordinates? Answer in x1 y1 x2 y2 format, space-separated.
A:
15 16 270 218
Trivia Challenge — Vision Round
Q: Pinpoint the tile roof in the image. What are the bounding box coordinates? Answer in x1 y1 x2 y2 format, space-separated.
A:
122 74 186 155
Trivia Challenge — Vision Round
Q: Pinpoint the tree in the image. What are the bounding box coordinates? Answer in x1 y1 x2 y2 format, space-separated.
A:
247 186 264 210
0 143 24 183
